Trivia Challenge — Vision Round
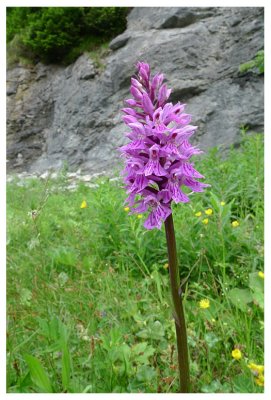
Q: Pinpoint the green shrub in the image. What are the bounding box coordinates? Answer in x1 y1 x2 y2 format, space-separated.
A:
82 7 129 37
6 7 41 42
6 7 129 64
22 7 83 62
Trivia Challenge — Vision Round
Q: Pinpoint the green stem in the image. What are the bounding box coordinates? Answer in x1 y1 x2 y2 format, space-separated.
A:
164 213 190 393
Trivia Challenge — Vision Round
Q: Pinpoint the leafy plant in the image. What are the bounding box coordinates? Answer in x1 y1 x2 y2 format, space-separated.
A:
239 50 264 74
22 8 84 63
6 7 129 64
24 354 53 393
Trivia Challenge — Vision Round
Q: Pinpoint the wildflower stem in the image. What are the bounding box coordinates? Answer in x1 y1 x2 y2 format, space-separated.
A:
164 213 190 393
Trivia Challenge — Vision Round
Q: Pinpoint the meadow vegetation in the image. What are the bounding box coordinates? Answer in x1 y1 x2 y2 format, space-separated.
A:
6 133 264 393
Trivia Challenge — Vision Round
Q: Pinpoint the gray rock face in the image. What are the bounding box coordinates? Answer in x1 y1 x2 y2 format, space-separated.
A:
6 7 264 175
109 32 130 50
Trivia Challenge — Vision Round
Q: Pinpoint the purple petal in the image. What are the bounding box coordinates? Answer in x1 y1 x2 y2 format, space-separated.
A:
130 86 143 101
172 187 190 203
158 84 168 106
122 115 138 124
181 163 205 179
142 92 154 116
133 200 149 213
157 85 171 107
156 203 172 220
131 77 144 92
125 98 138 106
166 89 172 98
129 174 149 193
144 160 156 176
144 211 161 230
161 143 180 155
177 113 192 125
144 160 168 177
172 102 186 115
158 189 171 203
184 177 210 192
120 140 146 152
152 160 168 176
128 122 145 135
122 108 137 116
137 62 150 84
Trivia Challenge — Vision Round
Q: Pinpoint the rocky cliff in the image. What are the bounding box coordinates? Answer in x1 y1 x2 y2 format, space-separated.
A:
6 7 264 175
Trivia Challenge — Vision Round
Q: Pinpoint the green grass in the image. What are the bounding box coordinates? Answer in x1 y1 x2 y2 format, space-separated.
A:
6 133 264 393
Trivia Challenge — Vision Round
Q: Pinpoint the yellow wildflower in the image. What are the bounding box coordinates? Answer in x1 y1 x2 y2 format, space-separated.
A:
205 208 213 215
124 207 130 212
202 218 209 225
231 220 240 228
137 214 143 219
258 271 264 279
80 200 87 209
195 211 202 217
232 348 242 360
163 263 169 270
255 374 264 387
248 362 264 375
220 201 226 206
199 299 210 309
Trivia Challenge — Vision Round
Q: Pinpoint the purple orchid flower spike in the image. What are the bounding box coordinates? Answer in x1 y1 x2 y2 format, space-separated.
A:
119 62 208 230
119 62 210 393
